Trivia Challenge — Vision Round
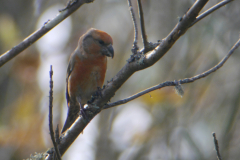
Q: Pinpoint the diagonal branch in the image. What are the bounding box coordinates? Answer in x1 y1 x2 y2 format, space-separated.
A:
31 0 235 158
53 0 209 157
0 0 94 67
190 0 234 27
104 37 240 109
140 0 209 67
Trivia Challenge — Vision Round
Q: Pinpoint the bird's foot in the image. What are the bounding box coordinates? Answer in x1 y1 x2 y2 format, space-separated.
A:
80 108 87 119
79 103 88 120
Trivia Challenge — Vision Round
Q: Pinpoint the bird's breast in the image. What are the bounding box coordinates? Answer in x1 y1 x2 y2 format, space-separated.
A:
68 56 107 104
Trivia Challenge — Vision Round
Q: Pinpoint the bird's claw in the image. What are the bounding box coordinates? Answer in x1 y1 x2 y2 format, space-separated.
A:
80 108 87 119
79 103 88 120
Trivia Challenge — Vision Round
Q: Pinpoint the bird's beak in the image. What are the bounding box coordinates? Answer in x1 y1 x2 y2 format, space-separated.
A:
104 44 114 58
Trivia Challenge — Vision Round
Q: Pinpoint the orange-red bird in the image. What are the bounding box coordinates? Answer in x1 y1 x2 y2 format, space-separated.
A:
61 28 114 133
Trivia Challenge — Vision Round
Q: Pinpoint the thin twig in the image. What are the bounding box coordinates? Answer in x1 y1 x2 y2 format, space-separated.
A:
104 38 240 109
128 0 139 54
212 133 222 160
55 125 60 145
190 0 234 27
49 65 62 160
137 0 148 50
0 0 94 67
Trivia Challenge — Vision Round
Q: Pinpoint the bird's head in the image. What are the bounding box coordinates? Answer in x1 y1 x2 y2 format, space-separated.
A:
80 28 114 58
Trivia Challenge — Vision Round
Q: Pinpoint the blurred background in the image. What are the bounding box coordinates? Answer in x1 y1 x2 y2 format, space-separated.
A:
0 0 240 159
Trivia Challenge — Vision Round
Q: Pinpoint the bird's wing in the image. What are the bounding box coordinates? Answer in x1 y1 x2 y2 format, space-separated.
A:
61 56 76 133
66 55 75 106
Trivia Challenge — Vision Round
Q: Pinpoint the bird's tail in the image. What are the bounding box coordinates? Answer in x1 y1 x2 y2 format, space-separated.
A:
61 104 80 133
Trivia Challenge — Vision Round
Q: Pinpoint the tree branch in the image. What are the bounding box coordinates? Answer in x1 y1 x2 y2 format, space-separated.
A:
137 0 149 50
50 0 210 157
48 66 61 160
19 0 235 158
138 0 209 67
0 0 94 67
190 0 234 27
104 37 240 109
213 132 222 160
128 0 139 55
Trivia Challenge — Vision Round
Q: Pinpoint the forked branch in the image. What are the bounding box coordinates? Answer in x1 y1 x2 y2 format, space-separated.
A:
55 1 210 157
2 0 235 159
104 37 240 109
190 0 234 27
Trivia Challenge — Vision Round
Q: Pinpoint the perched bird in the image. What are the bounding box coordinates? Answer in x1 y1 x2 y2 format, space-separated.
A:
61 28 114 133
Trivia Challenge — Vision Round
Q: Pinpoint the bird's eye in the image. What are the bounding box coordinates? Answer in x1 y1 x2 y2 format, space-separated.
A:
98 40 104 45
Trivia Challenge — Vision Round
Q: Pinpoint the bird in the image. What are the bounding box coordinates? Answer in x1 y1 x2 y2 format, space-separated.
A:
61 28 114 133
